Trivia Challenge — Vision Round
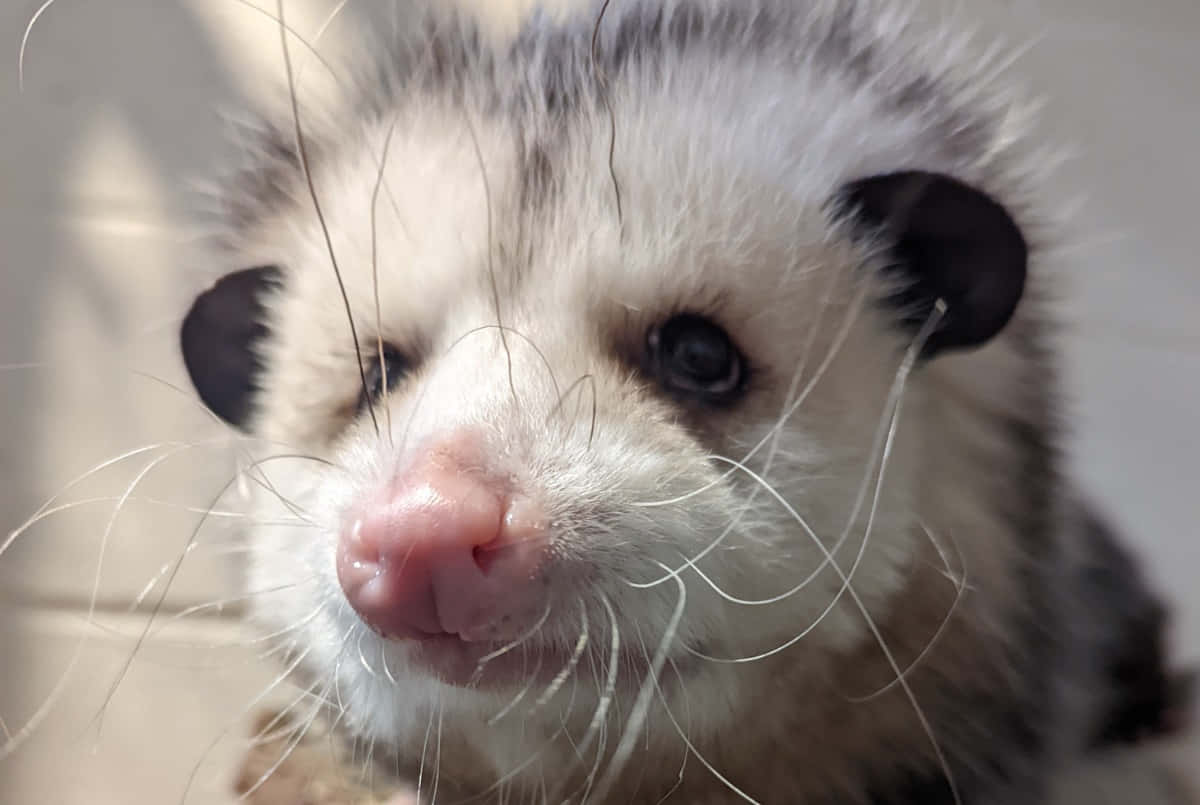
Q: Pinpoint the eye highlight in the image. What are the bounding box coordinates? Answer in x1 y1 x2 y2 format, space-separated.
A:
646 314 746 404
359 343 408 411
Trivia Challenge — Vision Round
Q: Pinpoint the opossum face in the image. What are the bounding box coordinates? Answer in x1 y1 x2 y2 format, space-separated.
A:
180 4 1031 766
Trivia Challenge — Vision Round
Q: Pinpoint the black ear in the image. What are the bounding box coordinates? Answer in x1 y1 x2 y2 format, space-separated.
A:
180 266 282 429
837 170 1028 356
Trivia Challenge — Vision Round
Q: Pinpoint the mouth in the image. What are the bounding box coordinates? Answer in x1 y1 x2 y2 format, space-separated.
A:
406 633 584 689
405 632 681 692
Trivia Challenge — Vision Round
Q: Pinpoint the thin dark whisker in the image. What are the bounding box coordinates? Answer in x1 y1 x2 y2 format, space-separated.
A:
275 0 378 435
370 110 402 445
231 0 343 84
590 0 623 229
462 109 518 403
452 323 563 402
546 373 598 449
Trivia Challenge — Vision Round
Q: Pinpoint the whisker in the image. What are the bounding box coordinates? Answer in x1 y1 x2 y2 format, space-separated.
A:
570 595 621 804
90 452 335 737
634 295 935 607
275 0 378 435
356 628 379 679
631 284 866 512
678 412 963 804
235 690 329 802
846 522 968 702
649 661 762 804
78 605 321 660
590 0 624 229
230 0 341 83
296 0 352 85
127 530 315 615
17 0 59 92
74 441 226 746
450 323 563 403
547 373 599 449
430 694 445 805
487 652 544 726
178 644 315 804
591 565 686 801
470 601 553 684
3 442 180 560
6 492 268 568
532 607 589 711
370 110 403 445
380 641 399 685
132 582 321 638
462 109 517 403
0 648 76 760
416 697 437 802
680 302 943 663
395 322 557 457
653 658 690 805
718 265 842 577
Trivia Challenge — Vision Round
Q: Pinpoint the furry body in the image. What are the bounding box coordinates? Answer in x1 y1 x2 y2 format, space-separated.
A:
181 1 1196 802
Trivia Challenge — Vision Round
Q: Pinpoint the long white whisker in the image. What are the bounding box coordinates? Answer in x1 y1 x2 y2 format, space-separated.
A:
470 600 553 683
487 652 544 725
235 691 329 802
650 660 761 804
18 0 59 92
92 452 332 737
576 594 620 761
634 298 940 609
532 607 589 711
179 645 314 803
591 565 686 801
632 285 867 512
2 442 180 560
416 696 437 801
846 522 968 702
676 409 963 804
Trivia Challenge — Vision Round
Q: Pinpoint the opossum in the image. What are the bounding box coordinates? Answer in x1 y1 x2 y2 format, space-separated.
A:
177 1 1197 802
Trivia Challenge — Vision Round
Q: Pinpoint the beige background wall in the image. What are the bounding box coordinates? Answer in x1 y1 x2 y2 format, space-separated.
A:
1 0 1197 802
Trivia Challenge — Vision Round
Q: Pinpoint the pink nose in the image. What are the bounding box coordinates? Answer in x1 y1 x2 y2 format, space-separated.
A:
337 442 549 642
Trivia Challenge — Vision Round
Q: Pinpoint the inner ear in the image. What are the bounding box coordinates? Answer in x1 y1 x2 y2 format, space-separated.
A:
837 170 1028 356
180 265 282 429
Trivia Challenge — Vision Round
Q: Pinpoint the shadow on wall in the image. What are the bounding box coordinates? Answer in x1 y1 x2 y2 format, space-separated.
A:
0 0 395 800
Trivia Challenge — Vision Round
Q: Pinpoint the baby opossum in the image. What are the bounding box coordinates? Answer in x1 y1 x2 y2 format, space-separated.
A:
177 1 1196 802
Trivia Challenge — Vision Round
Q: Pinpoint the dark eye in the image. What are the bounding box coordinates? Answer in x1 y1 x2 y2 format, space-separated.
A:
358 343 408 411
647 314 745 404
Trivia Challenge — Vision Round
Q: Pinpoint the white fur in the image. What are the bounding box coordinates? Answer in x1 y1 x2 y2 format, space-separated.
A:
199 1 1194 801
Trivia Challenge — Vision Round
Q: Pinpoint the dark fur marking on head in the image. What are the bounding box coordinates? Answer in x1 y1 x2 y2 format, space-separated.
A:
584 0 987 160
214 120 303 243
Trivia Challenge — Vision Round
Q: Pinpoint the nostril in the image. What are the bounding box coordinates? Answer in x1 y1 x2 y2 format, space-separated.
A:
472 540 504 575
